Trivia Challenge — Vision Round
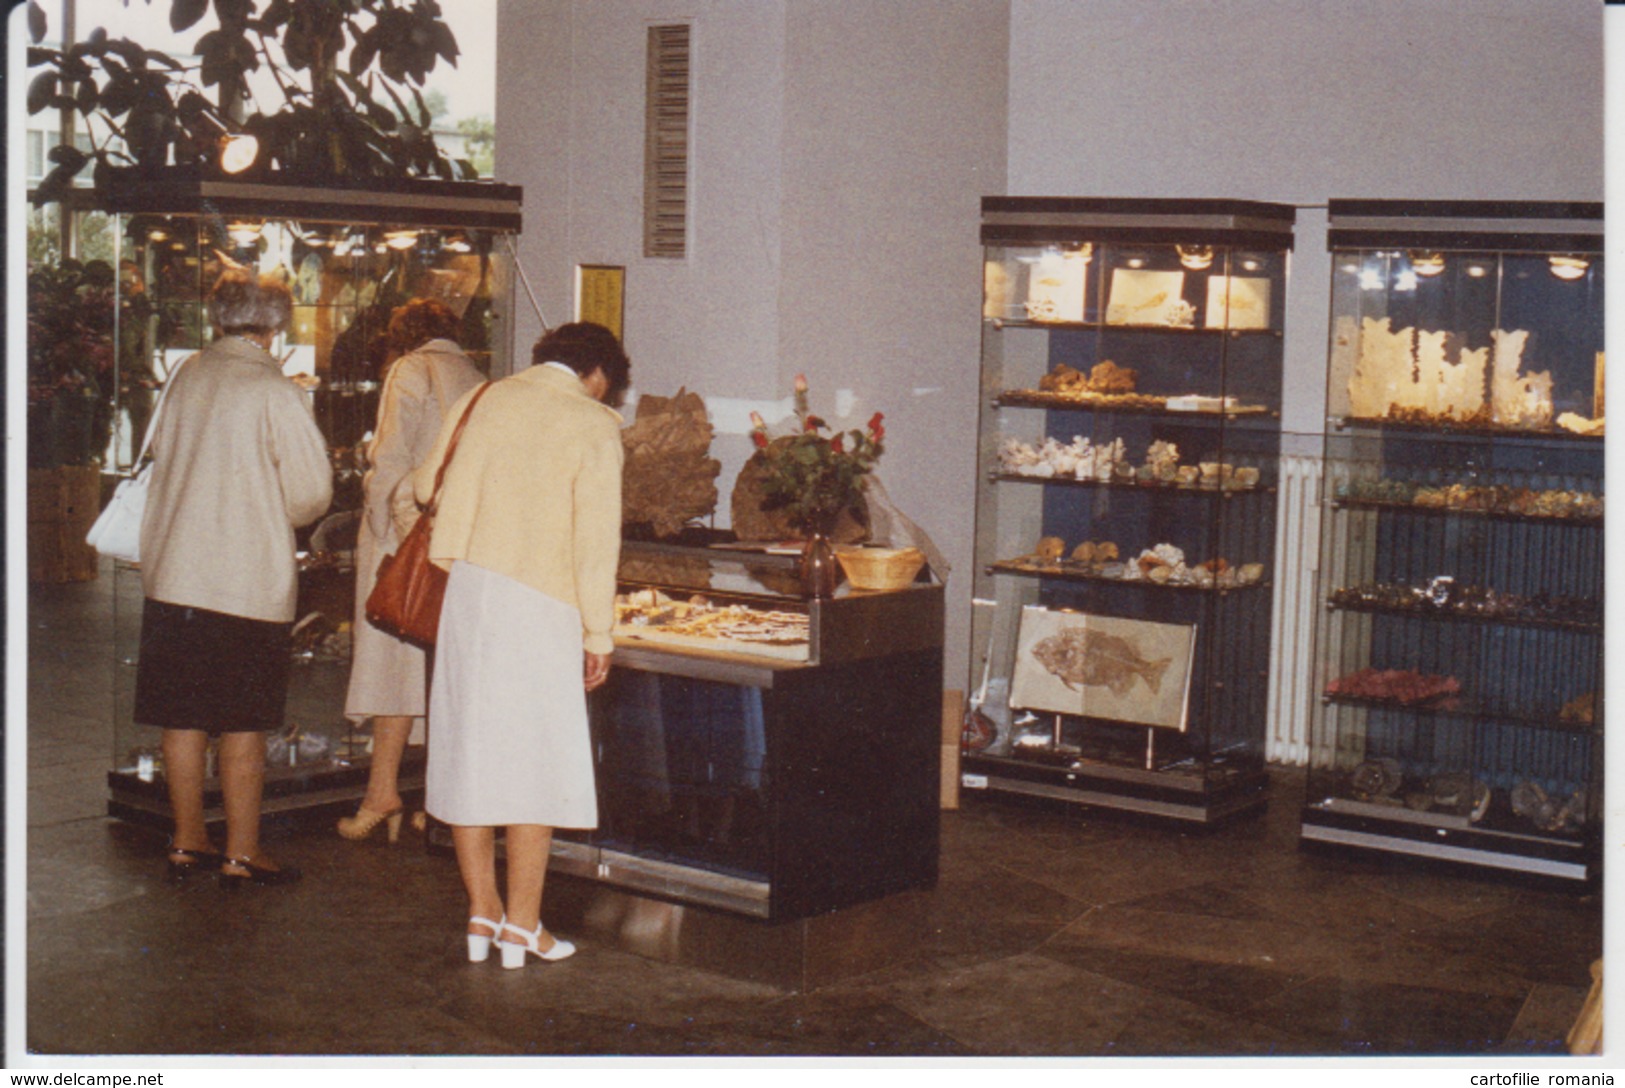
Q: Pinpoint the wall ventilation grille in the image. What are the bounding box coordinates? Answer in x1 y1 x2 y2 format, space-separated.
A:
643 23 691 259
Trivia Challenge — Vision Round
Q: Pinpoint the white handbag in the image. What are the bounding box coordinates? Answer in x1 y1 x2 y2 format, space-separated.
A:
84 464 151 563
85 358 188 563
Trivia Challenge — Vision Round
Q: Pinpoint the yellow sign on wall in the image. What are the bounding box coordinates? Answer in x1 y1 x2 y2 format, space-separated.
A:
575 265 626 342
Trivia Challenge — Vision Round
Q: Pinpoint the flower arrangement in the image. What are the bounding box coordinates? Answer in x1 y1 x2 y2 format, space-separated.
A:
749 374 885 537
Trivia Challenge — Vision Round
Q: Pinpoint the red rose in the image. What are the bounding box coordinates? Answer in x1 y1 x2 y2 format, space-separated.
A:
868 411 885 441
805 414 826 432
751 430 769 450
830 433 845 454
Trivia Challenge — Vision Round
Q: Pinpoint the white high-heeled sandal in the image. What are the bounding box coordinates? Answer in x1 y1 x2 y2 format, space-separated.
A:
466 914 506 963
499 921 575 968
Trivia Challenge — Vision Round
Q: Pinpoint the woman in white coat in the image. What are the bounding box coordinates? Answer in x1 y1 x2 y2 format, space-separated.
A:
338 299 483 841
137 270 332 886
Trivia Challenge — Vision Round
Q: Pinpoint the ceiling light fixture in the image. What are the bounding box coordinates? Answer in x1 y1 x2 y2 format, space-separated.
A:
1177 245 1213 271
226 220 262 246
1549 255 1590 281
1409 252 1446 277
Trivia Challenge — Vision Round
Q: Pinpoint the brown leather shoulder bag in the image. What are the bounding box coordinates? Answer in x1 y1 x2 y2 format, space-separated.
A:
364 381 493 646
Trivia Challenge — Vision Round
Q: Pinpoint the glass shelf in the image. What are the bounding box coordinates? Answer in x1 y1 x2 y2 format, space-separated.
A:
1320 693 1600 736
1330 497 1602 527
991 471 1270 497
1325 591 1603 633
988 560 1270 593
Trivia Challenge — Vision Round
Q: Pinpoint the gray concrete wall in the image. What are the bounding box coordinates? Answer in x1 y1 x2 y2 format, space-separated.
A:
494 0 1601 692
1005 0 1604 440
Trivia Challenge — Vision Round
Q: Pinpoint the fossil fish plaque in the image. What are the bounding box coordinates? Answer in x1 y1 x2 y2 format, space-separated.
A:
1009 606 1196 731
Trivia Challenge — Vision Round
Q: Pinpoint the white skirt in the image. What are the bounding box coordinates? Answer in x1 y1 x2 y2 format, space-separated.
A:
425 561 599 829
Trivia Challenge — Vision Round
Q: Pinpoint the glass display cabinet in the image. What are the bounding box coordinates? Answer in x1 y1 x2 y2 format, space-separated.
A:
103 169 523 829
1301 200 1604 882
959 198 1295 822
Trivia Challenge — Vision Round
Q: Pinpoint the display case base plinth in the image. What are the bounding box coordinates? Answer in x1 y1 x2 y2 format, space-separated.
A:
1300 803 1596 885
106 751 425 831
541 874 930 992
959 753 1268 824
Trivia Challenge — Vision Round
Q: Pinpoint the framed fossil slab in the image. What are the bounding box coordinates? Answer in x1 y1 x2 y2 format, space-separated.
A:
1008 605 1196 731
1204 274 1270 330
1105 269 1187 326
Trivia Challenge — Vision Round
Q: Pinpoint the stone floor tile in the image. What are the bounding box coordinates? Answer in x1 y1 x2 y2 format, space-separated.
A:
1492 982 1591 1054
1247 975 1528 1055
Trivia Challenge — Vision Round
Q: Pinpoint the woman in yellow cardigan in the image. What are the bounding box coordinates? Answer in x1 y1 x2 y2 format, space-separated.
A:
413 323 629 968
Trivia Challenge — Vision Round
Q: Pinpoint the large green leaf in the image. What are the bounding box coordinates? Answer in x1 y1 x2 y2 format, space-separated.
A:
31 161 84 207
256 0 294 30
26 72 55 115
104 40 149 69
213 0 254 29
429 22 459 66
97 73 137 117
46 145 88 172
177 90 212 119
170 0 208 33
349 27 379 76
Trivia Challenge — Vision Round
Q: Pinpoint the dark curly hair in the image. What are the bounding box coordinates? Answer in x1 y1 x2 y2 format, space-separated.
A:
531 322 631 406
387 298 462 356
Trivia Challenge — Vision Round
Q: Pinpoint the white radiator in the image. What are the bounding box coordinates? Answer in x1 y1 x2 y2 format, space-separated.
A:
1265 453 1323 765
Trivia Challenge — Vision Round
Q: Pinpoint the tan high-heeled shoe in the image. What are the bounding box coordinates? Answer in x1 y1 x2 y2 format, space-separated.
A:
336 805 404 842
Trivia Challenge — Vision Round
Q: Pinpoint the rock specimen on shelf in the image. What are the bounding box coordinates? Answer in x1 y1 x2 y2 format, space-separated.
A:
998 434 1126 480
1342 317 1556 427
1557 411 1605 436
1037 359 1138 396
1325 667 1461 706
621 387 722 538
1349 757 1404 800
1489 329 1553 427
1343 316 1487 420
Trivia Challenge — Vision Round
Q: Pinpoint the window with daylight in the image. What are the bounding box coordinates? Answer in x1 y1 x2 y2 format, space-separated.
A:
643 23 692 259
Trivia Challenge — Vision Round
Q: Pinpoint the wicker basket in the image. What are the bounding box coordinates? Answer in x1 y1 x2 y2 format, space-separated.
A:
834 545 926 591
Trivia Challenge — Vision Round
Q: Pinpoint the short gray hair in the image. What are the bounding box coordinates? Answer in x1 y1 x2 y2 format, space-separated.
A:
207 269 293 335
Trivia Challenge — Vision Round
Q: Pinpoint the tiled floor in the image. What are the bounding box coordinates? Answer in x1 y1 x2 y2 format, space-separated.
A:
20 567 1603 1058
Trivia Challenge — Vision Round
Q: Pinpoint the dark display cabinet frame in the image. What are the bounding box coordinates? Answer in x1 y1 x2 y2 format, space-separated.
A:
105 172 523 829
1301 200 1604 882
959 197 1296 823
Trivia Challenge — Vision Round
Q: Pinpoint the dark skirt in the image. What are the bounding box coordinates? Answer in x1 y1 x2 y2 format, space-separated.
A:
133 598 292 735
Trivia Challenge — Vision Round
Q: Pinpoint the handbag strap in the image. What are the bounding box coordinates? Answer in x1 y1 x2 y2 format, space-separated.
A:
131 354 192 468
424 381 494 515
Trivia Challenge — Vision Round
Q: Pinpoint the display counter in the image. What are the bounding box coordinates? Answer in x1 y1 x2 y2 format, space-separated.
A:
568 538 943 921
427 536 946 987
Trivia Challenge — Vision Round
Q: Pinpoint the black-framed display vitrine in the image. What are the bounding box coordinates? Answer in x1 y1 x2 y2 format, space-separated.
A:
103 170 523 829
1301 201 1604 882
557 538 943 923
958 198 1295 823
